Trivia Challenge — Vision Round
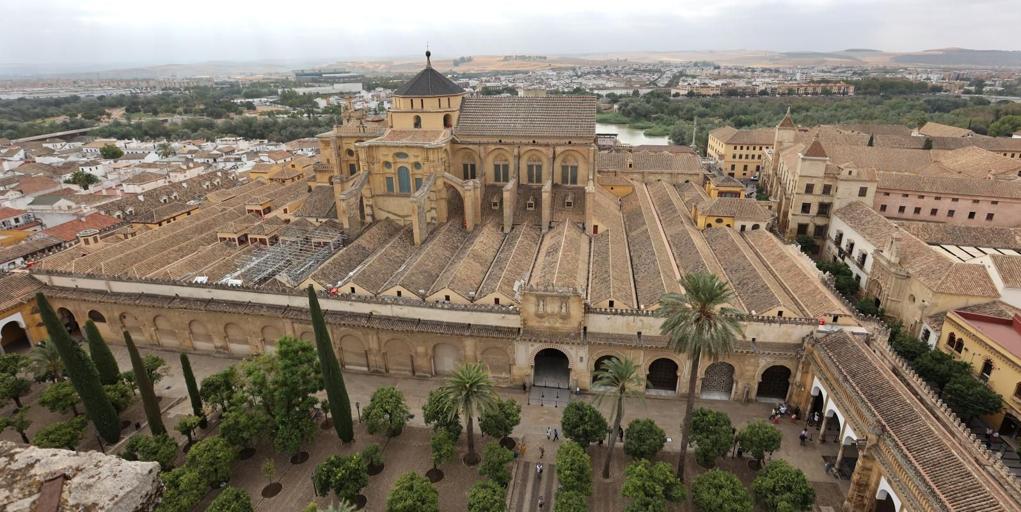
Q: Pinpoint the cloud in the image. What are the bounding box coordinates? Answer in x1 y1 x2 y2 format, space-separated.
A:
0 0 1018 68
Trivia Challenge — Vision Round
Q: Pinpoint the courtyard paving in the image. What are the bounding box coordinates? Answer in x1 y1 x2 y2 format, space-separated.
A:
2 344 851 511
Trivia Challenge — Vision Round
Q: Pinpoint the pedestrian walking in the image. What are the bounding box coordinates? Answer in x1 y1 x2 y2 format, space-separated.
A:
539 446 545 459
553 428 559 441
536 462 544 478
538 495 545 510
546 426 552 440
618 426 624 442
799 429 808 446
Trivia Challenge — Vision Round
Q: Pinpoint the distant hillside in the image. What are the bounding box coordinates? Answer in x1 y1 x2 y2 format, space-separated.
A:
893 49 1021 68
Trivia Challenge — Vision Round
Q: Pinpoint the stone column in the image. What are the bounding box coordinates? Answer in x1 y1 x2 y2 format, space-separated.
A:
842 439 879 512
834 422 849 469
817 402 830 445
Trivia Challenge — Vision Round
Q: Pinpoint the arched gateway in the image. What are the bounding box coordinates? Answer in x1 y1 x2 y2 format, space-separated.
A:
533 348 569 389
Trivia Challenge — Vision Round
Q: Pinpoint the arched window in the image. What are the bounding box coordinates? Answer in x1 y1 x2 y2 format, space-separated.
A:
397 166 412 194
413 115 422 129
527 157 543 184
443 114 452 128
493 158 510 183
87 310 106 323
462 157 477 180
1014 382 1021 400
981 359 994 382
560 157 579 185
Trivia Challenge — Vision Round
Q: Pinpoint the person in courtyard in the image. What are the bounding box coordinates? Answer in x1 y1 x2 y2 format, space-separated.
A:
553 428 559 441
539 446 544 459
800 428 809 445
537 495 545 510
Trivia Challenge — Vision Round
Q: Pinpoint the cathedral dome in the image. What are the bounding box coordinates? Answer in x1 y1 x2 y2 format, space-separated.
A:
393 51 465 97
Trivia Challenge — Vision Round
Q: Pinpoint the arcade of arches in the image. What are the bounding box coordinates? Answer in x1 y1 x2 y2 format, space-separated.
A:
41 294 800 401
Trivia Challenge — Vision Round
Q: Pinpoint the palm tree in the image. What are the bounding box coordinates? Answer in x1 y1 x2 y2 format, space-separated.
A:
436 362 498 464
156 142 175 159
659 272 743 481
29 340 64 382
592 356 645 479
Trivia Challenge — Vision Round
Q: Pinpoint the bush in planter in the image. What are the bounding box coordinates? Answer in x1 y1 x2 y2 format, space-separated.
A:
175 415 202 445
185 436 236 487
691 469 753 512
313 454 368 503
467 480 507 512
738 421 782 464
123 433 178 471
560 401 608 447
386 471 438 512
751 460 815 512
621 459 685 512
156 467 206 512
33 416 87 450
690 408 733 468
623 418 667 460
363 443 384 472
364 385 411 439
430 429 456 474
207 486 253 512
553 490 588 512
423 388 462 439
555 441 592 496
478 441 514 488
39 380 80 416
479 397 521 441
220 406 271 452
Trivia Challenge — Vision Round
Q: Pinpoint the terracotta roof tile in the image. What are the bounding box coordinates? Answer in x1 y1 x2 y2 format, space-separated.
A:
455 96 596 139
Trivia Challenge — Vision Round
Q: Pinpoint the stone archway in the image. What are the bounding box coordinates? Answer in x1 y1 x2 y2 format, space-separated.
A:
224 323 250 355
189 320 213 351
154 315 178 347
481 347 511 378
646 358 679 393
339 334 368 371
261 325 283 352
1 320 30 353
87 310 107 323
533 348 570 389
298 330 313 343
591 355 617 384
701 362 735 400
385 339 415 376
57 307 81 338
433 343 462 376
756 365 792 402
120 312 145 344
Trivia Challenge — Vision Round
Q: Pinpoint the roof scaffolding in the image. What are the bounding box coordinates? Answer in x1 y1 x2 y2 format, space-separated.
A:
220 222 347 288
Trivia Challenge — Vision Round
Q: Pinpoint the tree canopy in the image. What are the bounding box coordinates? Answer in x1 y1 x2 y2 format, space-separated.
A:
386 472 439 512
751 460 816 512
363 386 411 439
560 401 608 446
691 469 753 512
623 418 667 461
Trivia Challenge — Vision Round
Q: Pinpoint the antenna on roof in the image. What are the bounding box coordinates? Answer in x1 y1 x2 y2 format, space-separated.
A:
425 43 432 67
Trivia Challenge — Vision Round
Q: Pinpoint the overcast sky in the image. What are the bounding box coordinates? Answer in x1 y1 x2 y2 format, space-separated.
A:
3 0 1019 69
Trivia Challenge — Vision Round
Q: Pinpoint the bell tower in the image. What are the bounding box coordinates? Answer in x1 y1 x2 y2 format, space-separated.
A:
388 51 466 131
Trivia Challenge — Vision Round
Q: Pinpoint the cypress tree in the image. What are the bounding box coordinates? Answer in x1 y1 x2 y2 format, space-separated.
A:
307 286 353 442
36 293 121 444
85 320 120 385
124 331 166 436
180 353 207 428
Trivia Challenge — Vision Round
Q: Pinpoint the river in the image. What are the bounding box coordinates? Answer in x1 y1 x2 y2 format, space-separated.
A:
595 123 670 146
